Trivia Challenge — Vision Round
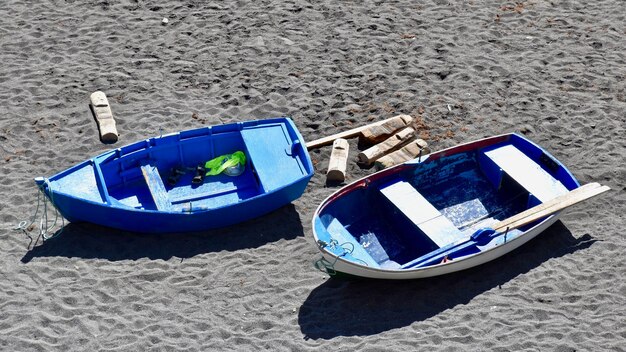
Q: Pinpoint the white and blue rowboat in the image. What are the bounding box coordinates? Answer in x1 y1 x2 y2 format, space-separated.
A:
312 133 609 279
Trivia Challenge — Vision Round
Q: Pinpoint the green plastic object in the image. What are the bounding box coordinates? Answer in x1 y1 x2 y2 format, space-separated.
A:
205 151 246 176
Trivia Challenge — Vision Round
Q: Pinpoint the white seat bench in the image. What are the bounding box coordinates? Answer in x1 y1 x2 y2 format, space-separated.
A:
482 144 568 203
380 181 463 248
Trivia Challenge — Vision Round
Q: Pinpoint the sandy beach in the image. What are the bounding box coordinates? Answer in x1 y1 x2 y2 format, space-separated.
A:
1 0 624 350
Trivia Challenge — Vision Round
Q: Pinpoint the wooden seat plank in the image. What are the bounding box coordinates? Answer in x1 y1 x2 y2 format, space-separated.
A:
380 181 464 248
140 161 172 211
483 144 568 202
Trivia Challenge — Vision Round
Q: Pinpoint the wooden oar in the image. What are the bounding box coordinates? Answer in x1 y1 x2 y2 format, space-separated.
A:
494 182 600 230
492 183 610 233
306 116 397 150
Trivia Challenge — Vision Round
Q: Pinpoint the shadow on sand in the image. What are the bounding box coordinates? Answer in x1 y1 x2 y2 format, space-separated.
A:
21 204 304 263
298 221 597 339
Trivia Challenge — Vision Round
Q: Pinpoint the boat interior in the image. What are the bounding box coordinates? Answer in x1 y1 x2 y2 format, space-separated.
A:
315 137 577 270
87 121 309 212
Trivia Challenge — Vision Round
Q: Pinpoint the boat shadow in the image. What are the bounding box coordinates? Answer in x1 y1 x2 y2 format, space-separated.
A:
20 204 304 263
298 221 597 339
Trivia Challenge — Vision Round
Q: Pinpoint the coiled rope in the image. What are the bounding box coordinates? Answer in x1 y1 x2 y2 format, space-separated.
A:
313 238 368 275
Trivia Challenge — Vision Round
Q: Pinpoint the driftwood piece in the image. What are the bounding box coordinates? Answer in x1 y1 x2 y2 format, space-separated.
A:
357 127 415 165
90 91 118 143
360 114 413 144
306 116 397 150
326 138 349 182
375 139 429 170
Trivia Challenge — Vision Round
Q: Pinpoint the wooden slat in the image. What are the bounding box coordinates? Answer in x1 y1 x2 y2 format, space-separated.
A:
305 116 397 150
380 180 464 247
484 144 569 202
140 161 172 211
493 183 610 232
357 127 415 165
360 114 413 144
374 139 429 170
493 182 599 230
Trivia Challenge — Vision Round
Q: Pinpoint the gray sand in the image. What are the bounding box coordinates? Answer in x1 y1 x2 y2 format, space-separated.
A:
1 1 624 351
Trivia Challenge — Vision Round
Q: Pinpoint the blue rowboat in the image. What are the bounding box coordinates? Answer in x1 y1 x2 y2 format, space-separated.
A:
36 117 313 233
312 133 604 279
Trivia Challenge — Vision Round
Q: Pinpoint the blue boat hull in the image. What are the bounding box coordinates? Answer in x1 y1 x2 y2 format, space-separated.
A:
42 180 308 233
37 117 313 233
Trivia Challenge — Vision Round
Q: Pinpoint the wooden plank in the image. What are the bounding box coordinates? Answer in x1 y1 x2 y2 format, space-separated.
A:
380 181 440 224
493 183 610 232
90 91 119 143
140 161 172 211
305 116 397 150
493 182 600 230
374 138 429 170
357 127 415 165
326 138 349 182
380 180 464 247
484 144 569 202
360 114 413 144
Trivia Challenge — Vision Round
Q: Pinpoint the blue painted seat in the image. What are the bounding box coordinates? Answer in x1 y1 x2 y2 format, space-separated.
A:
379 181 464 248
241 122 307 192
481 144 568 203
